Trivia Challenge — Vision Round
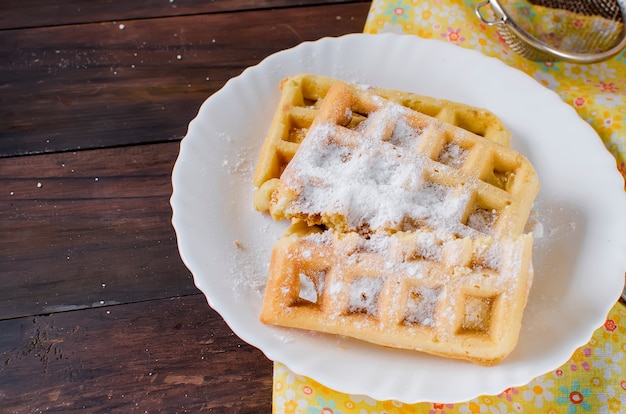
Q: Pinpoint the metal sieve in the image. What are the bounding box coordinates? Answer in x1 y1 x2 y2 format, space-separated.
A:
475 0 626 63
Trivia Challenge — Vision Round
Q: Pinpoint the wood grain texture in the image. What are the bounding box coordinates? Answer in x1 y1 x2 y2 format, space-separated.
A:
0 0 369 30
0 2 371 157
0 142 195 320
0 295 273 413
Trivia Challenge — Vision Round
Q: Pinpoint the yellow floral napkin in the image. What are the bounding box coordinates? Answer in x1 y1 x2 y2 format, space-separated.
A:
273 1 626 412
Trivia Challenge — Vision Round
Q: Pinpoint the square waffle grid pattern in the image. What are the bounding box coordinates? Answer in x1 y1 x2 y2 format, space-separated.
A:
260 228 534 365
270 82 539 239
253 74 513 212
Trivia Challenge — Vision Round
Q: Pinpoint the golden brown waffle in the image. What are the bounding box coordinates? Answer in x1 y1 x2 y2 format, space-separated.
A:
253 74 512 212
257 79 539 365
260 225 534 366
270 81 539 239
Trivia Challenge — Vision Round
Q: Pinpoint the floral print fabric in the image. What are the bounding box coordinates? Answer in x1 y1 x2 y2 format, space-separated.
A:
273 1 626 412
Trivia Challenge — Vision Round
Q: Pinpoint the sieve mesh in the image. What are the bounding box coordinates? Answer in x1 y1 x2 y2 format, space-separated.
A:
475 0 626 62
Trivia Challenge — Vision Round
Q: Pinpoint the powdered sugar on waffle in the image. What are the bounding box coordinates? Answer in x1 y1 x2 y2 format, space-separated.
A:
280 101 475 236
290 229 526 321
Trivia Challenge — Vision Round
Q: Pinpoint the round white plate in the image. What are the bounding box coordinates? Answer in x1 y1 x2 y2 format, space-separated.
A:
170 33 626 404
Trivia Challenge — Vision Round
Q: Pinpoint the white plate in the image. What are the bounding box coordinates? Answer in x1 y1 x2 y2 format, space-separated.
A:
170 33 626 404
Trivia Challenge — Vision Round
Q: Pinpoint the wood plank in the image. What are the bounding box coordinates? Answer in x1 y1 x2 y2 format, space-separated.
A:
0 142 198 320
0 0 368 30
0 294 273 413
0 3 370 157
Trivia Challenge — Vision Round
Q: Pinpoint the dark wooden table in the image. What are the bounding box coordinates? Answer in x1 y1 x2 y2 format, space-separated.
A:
0 2 371 412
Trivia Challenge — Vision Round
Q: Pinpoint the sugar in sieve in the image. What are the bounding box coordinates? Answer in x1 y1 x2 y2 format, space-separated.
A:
475 0 626 63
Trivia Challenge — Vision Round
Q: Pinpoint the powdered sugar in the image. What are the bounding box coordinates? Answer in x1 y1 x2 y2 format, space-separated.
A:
299 272 318 303
281 101 475 235
349 277 384 315
467 208 498 235
438 143 468 168
404 286 443 327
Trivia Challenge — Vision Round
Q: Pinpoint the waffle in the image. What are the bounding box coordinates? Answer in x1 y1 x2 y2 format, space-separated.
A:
253 74 512 212
260 224 534 366
257 79 539 365
270 81 539 239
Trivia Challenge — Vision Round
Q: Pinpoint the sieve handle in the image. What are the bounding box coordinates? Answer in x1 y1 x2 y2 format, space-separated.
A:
474 0 507 26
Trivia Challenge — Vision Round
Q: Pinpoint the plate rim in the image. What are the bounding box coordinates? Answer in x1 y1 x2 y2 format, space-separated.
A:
171 32 626 403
